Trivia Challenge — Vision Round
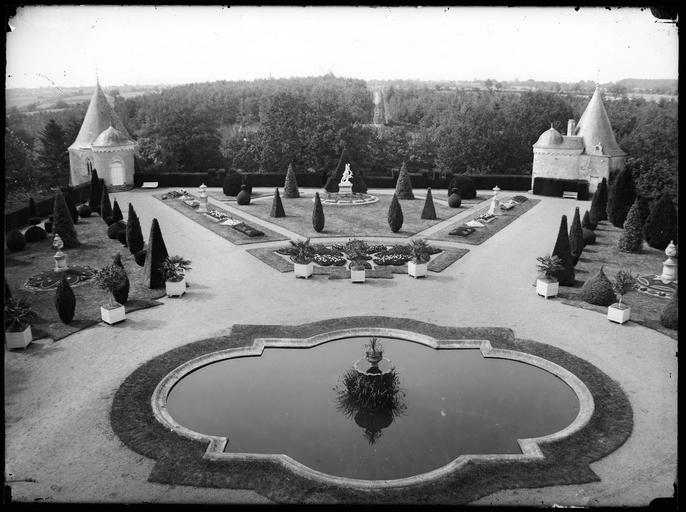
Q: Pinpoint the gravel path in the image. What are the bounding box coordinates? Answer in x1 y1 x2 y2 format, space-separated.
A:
4 188 677 505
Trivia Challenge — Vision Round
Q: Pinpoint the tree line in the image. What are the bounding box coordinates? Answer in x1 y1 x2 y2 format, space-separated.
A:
5 75 678 204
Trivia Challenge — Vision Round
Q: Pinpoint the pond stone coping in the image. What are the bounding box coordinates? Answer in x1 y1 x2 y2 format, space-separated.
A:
151 327 594 489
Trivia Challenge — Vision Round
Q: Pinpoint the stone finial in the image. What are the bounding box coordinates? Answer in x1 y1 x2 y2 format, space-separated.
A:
665 240 677 258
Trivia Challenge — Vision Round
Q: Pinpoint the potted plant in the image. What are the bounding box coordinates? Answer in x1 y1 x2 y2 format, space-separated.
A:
608 270 636 324
365 337 384 364
161 255 192 297
290 238 315 278
95 264 128 325
408 239 431 278
536 254 564 298
4 297 35 349
350 258 366 283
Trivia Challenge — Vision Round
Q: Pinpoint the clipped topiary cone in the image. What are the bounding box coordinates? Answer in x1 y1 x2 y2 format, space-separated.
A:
551 215 575 286
582 209 596 231
62 187 79 224
660 289 678 329
143 218 169 289
421 188 437 220
100 185 113 224
579 265 616 306
283 164 300 198
55 274 76 324
89 169 101 213
312 192 325 232
597 178 609 221
126 203 145 255
618 198 644 253
388 193 404 233
270 188 286 217
395 162 415 199
569 207 585 265
607 166 635 228
53 191 80 248
112 199 124 223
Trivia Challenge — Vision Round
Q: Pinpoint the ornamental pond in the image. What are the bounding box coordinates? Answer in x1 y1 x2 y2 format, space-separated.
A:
164 336 580 481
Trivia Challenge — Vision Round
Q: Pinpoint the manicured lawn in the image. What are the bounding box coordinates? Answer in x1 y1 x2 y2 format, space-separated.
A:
5 215 164 343
210 190 481 239
556 221 677 340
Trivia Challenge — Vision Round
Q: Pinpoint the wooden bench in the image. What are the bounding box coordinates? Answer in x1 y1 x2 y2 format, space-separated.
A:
562 191 578 200
142 182 159 188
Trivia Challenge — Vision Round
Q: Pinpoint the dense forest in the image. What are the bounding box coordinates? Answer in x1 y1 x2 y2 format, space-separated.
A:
5 74 678 205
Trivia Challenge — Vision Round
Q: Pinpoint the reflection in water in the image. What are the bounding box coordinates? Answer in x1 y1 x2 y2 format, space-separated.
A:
335 339 407 444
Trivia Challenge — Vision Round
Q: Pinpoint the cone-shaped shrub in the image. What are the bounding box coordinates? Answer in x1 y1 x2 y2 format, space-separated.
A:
447 189 462 208
660 289 678 329
644 193 678 250
352 167 368 194
62 187 79 224
126 204 145 255
112 254 130 304
55 275 76 321
107 221 126 240
134 248 147 267
54 275 76 324
100 185 113 223
569 207 584 265
77 204 91 218
618 198 644 253
112 199 124 223
582 210 595 230
395 162 414 199
551 215 575 286
53 191 79 248
582 228 596 245
5 275 12 300
387 193 404 233
607 167 636 228
89 169 101 213
143 218 169 289
596 178 608 221
283 164 300 198
270 188 286 217
421 188 437 220
25 225 47 242
312 192 325 232
6 230 27 252
589 188 602 227
579 265 616 306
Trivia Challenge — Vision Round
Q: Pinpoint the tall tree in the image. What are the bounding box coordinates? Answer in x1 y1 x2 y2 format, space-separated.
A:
5 127 37 192
551 215 575 286
126 204 145 255
53 191 79 249
89 169 101 213
618 198 644 253
143 218 169 288
37 119 69 187
607 166 636 228
568 207 584 265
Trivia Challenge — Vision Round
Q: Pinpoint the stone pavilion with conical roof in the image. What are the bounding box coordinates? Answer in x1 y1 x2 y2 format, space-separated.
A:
531 86 626 194
68 80 135 189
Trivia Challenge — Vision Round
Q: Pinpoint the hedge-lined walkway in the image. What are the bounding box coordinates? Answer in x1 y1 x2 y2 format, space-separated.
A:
4 189 677 506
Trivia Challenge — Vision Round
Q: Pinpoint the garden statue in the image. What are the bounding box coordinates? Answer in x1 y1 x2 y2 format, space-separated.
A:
53 233 67 271
340 163 353 186
197 183 208 213
660 240 677 284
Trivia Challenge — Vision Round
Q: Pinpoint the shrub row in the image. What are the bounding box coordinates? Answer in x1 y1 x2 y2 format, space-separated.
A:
132 172 532 192
533 177 589 200
5 181 91 231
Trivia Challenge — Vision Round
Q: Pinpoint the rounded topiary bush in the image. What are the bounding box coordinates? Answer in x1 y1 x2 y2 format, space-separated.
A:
236 185 251 205
660 290 677 330
582 210 596 231
223 169 244 196
117 230 128 246
644 193 678 250
6 230 27 252
134 248 147 267
105 216 115 226
77 204 92 218
447 189 462 208
582 228 596 245
28 216 42 226
24 225 47 243
55 275 76 324
579 266 616 306
448 176 476 200
107 221 126 240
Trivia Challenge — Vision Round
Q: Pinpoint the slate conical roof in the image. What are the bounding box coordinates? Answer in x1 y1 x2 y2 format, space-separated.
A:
68 80 131 150
575 86 626 156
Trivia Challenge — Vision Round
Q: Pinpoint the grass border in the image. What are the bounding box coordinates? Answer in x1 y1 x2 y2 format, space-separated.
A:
110 317 633 504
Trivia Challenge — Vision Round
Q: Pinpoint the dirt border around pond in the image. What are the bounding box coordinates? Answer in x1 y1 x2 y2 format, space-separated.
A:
110 316 633 505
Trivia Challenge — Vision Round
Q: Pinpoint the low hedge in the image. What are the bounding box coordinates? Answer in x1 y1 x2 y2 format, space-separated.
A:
5 181 91 231
533 177 589 200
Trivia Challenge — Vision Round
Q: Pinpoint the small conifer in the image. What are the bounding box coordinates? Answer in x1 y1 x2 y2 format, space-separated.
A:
126 204 145 255
53 191 80 248
312 192 325 232
283 164 300 198
395 162 414 199
112 199 124 223
388 193 404 233
421 188 437 220
569 207 585 265
582 210 595 230
270 188 286 217
618 198 644 253
644 193 678 250
89 169 101 213
596 178 608 221
607 167 636 228
143 218 169 289
55 275 76 324
100 185 113 223
551 215 574 286
352 167 368 194
62 187 79 224
325 149 347 193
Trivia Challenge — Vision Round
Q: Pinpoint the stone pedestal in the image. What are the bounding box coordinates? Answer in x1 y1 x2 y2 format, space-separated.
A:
338 183 353 195
660 240 677 284
54 251 68 272
197 184 208 213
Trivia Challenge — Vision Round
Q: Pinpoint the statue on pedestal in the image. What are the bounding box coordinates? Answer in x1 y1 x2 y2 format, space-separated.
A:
340 163 353 186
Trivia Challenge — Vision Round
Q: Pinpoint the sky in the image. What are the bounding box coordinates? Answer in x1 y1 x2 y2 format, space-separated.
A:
5 6 679 90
